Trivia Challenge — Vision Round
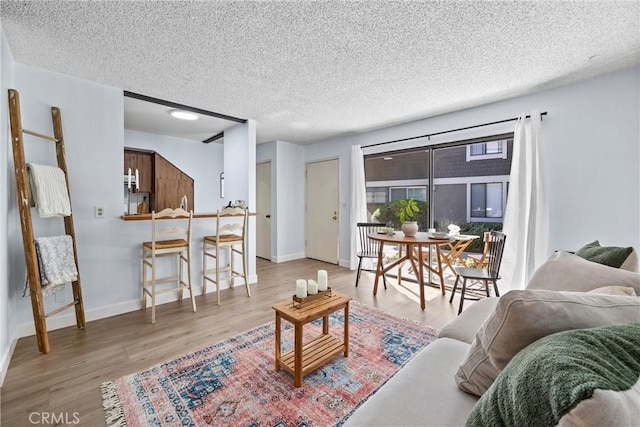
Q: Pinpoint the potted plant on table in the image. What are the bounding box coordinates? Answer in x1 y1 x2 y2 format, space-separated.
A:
397 198 420 236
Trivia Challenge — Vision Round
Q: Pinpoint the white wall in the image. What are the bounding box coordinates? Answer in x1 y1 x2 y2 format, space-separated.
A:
1 26 16 385
3 64 258 359
275 141 306 261
256 140 306 262
223 120 257 280
304 66 640 266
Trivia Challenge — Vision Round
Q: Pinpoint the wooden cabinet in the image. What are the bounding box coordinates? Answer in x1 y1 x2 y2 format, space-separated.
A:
124 148 194 213
153 154 194 211
124 149 153 193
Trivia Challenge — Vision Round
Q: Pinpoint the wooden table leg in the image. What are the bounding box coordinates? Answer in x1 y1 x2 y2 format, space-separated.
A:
344 302 350 357
417 245 426 310
322 314 329 335
275 312 281 371
373 241 384 296
294 322 303 387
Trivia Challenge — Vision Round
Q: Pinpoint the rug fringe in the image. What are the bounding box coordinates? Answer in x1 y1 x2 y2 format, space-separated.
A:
101 381 127 427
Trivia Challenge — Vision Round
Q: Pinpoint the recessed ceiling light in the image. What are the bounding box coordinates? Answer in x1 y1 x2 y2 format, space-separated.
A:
169 110 198 120
383 156 393 160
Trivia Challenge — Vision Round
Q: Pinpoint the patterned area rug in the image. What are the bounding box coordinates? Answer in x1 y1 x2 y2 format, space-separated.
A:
101 301 438 426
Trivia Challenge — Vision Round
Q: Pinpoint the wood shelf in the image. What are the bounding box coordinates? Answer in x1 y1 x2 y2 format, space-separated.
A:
278 335 344 378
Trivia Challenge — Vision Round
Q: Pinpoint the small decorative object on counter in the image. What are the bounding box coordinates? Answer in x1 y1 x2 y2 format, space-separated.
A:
137 196 149 215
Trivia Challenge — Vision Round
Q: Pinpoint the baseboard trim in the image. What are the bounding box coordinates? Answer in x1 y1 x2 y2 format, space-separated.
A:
0 333 18 387
14 274 259 339
339 259 352 268
272 253 306 263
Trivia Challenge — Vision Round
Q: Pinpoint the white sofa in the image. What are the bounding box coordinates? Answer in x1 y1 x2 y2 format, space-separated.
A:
345 251 640 427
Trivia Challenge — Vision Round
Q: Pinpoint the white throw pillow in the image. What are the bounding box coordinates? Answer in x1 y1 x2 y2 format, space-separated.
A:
526 252 640 294
455 289 640 397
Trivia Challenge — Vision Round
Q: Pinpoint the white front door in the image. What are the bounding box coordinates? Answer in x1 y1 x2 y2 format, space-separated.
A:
305 159 339 264
256 161 272 260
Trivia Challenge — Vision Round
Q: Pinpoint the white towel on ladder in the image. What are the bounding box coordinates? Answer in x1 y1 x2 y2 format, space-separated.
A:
23 235 78 297
27 163 72 218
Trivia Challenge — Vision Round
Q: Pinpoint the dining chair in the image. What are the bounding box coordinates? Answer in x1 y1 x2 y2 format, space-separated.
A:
142 208 196 324
449 231 507 314
202 206 250 305
463 232 491 268
356 222 387 289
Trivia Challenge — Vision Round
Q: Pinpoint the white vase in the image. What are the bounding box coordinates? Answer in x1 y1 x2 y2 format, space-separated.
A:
401 221 418 237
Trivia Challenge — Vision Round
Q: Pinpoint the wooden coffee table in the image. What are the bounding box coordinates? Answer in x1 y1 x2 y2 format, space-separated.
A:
272 292 351 387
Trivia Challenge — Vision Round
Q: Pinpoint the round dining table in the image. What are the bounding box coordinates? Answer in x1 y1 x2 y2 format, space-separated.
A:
368 231 454 310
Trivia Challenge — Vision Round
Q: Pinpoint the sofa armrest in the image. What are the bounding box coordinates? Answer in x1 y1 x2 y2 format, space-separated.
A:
439 298 499 344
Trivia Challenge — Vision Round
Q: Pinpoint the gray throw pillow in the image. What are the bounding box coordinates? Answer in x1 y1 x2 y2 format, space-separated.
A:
454 289 640 397
575 240 633 269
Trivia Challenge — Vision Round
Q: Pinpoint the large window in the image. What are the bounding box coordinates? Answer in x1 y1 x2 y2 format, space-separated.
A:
470 183 503 218
364 135 512 230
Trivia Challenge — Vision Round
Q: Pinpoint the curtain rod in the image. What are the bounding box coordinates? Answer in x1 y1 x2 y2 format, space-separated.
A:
363 111 548 149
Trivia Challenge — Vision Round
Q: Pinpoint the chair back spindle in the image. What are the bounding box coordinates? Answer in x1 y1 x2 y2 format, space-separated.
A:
487 231 507 278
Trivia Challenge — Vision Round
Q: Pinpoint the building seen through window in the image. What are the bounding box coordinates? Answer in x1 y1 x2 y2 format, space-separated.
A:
364 136 512 235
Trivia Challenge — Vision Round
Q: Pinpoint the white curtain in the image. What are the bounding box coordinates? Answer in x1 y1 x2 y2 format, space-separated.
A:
501 110 549 289
350 145 368 270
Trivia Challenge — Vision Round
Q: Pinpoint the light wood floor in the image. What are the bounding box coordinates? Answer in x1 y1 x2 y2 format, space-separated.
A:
1 258 468 426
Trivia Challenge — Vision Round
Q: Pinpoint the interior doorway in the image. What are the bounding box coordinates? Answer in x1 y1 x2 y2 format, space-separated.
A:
305 159 339 264
256 161 272 260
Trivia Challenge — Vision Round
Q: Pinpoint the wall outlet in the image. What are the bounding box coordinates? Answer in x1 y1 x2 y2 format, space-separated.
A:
95 206 105 218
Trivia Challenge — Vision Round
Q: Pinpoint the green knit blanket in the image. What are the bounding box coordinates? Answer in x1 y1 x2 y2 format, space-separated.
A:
466 323 640 427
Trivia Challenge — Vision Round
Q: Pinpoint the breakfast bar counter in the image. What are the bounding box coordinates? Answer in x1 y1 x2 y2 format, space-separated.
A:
121 212 256 221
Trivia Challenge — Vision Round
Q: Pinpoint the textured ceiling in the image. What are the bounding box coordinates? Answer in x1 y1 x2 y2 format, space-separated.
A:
1 1 639 145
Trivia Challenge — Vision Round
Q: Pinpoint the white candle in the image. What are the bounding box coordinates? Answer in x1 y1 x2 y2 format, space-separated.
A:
318 270 328 291
127 168 132 190
307 279 318 295
296 279 307 298
135 168 139 190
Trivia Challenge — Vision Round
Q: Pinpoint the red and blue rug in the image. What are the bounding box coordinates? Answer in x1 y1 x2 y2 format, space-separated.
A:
101 301 438 426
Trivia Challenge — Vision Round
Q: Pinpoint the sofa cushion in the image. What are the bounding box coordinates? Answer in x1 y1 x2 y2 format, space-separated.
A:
575 240 635 269
439 298 499 344
344 338 478 427
526 251 640 294
455 289 640 396
465 323 640 427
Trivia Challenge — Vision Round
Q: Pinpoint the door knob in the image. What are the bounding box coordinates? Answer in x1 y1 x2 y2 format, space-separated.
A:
266 214 271 218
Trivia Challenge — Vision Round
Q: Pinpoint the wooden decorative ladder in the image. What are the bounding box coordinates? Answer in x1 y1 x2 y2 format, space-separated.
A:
8 89 86 354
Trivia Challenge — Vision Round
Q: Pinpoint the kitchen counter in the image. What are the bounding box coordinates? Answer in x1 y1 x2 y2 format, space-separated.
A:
121 212 256 221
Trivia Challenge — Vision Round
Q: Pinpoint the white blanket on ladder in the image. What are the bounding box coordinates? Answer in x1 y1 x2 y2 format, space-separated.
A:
27 163 72 218
23 235 78 297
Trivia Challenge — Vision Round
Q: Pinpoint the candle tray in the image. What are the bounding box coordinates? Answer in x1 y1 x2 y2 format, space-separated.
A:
292 287 333 308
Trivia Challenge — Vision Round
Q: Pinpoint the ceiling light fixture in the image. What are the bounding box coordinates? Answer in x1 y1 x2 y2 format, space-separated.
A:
169 110 199 121
383 157 393 160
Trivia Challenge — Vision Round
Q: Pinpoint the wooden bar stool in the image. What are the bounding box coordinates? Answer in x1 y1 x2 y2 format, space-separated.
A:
142 208 196 323
202 207 251 305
